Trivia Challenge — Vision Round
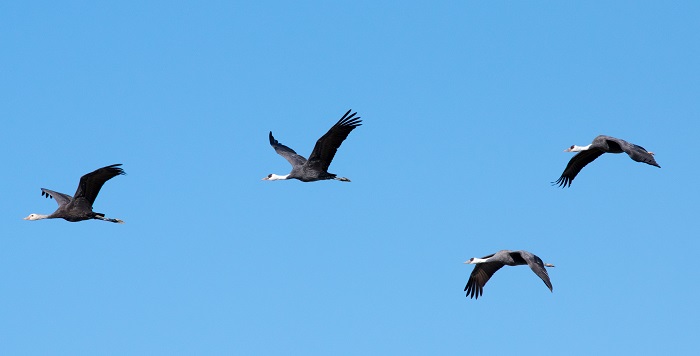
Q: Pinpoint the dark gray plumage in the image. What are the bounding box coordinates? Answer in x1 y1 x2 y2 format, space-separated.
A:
263 110 362 182
464 250 554 300
554 135 660 187
24 164 125 223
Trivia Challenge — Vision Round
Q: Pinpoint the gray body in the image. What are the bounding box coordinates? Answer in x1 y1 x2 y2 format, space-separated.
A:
554 135 660 187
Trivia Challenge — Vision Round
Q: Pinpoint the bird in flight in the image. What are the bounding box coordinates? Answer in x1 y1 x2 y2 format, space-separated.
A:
24 164 126 223
464 250 554 299
553 135 660 187
263 109 362 182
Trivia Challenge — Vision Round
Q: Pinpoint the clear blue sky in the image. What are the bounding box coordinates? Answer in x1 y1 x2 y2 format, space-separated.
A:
2 1 698 355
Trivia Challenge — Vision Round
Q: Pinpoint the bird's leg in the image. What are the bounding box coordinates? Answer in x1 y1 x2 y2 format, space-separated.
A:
647 151 655 156
334 177 351 182
94 215 125 224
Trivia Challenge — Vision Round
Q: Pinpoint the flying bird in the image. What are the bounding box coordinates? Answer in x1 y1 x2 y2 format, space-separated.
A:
263 109 362 182
464 250 554 300
553 135 660 187
24 164 126 223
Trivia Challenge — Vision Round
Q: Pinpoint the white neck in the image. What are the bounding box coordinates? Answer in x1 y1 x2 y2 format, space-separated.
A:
467 257 490 264
266 174 290 181
24 214 50 221
570 144 592 152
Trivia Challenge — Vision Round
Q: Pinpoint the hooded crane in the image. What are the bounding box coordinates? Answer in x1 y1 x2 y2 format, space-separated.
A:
554 135 660 187
263 109 362 182
24 164 125 223
464 250 554 299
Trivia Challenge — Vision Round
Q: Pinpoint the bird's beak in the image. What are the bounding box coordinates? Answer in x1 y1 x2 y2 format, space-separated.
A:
463 261 469 264
545 263 556 268
563 148 572 152
262 177 269 181
23 216 29 220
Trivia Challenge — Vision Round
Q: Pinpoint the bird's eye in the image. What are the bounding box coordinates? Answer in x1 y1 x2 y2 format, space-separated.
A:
570 145 575 149
267 174 272 178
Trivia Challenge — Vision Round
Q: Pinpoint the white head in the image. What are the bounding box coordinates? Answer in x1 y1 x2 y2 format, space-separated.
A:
23 213 49 221
262 173 290 181
564 144 591 152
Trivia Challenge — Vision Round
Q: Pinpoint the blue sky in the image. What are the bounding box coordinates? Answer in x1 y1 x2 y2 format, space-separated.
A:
2 1 699 354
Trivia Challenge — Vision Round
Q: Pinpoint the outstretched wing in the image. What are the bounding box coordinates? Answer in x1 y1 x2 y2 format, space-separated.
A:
73 164 125 205
553 149 605 187
306 110 362 172
269 131 307 168
523 253 553 292
621 142 661 168
40 188 73 207
464 258 503 300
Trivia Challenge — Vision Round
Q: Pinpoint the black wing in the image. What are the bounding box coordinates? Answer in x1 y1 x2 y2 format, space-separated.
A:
553 149 605 187
73 164 125 205
269 131 307 168
306 110 362 172
464 261 503 300
522 253 553 292
40 188 73 207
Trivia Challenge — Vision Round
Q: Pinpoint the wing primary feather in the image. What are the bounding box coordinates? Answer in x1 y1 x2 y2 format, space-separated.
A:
554 149 605 187
306 109 362 172
268 131 308 168
73 164 125 205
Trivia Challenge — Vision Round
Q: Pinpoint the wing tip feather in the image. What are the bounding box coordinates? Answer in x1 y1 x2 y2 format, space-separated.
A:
551 176 572 188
